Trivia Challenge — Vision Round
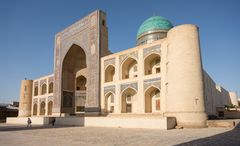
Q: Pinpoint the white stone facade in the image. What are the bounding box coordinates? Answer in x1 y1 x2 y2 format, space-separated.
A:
31 74 54 117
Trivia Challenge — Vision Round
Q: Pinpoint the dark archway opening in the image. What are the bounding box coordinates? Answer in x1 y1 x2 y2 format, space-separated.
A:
61 44 87 114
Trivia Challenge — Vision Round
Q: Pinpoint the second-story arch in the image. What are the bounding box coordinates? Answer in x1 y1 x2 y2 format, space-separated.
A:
34 86 38 96
144 53 161 75
41 84 47 95
121 57 138 80
48 82 53 93
105 65 115 82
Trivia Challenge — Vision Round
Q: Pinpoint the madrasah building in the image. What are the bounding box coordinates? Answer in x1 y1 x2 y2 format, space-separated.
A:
10 10 239 129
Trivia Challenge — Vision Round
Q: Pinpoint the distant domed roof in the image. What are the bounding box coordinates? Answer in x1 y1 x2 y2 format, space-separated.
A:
137 16 173 38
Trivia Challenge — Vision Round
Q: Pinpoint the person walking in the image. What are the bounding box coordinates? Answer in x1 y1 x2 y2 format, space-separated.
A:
27 118 32 128
52 118 56 126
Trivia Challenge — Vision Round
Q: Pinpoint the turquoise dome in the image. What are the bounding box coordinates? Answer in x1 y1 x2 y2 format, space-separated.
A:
137 16 173 38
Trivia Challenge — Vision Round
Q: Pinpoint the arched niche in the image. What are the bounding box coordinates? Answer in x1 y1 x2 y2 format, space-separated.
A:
105 65 115 82
121 87 137 113
122 57 138 80
145 86 160 113
144 53 161 75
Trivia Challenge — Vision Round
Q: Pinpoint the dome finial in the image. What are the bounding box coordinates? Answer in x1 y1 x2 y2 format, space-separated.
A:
153 12 160 17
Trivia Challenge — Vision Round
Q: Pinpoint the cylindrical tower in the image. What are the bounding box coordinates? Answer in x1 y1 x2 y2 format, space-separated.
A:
18 80 33 117
166 24 207 127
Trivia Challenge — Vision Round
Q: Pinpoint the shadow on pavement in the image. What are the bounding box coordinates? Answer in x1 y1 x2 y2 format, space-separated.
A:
0 124 81 132
176 123 240 146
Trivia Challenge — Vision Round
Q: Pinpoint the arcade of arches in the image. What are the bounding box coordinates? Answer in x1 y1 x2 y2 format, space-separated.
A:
102 51 162 114
32 100 53 116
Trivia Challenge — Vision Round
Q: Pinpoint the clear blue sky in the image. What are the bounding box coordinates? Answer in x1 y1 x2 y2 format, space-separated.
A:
0 0 239 103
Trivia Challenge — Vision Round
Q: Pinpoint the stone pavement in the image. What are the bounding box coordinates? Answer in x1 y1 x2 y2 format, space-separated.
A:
0 123 239 146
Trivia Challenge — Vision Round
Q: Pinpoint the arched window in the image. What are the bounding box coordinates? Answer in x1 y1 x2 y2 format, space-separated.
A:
144 54 161 75
76 76 87 91
48 82 53 93
105 65 115 82
48 101 53 115
40 101 45 115
33 104 37 115
104 92 115 113
145 86 160 113
41 84 47 95
34 86 38 96
121 88 137 113
122 58 138 79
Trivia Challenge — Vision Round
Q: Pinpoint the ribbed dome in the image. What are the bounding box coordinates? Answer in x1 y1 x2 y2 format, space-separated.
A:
137 16 173 39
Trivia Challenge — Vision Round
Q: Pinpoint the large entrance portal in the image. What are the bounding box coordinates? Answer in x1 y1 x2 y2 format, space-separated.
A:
53 10 109 115
61 44 87 114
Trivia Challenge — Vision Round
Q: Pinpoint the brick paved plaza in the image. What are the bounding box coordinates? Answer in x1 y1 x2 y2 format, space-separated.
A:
0 123 239 146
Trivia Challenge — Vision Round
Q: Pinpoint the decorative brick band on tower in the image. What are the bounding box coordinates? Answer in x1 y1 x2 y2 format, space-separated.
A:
165 24 207 127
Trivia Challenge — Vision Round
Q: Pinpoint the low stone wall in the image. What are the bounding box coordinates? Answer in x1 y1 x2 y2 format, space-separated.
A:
224 111 240 119
7 116 176 130
55 117 84 126
207 119 240 128
55 116 176 129
6 117 54 125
